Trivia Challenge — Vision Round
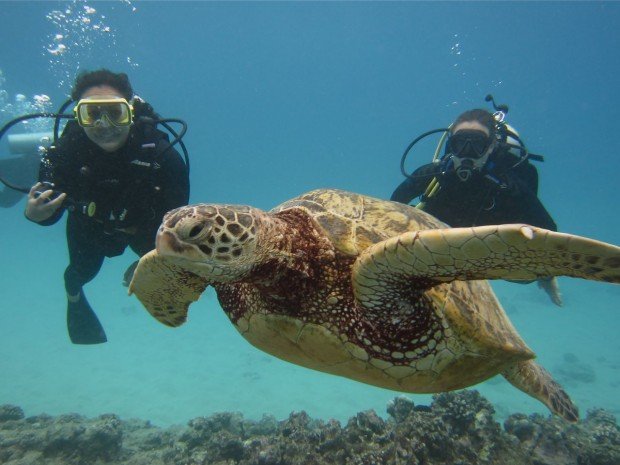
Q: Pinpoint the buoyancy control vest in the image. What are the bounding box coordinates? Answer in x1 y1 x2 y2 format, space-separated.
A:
42 119 171 234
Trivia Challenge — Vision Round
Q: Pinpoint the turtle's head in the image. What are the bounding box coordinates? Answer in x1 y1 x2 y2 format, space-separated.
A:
156 204 263 281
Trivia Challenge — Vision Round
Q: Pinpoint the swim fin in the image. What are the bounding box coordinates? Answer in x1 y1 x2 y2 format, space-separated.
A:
67 293 107 344
122 260 139 287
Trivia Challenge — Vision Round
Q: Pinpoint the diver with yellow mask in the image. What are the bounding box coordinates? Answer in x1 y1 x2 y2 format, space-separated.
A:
3 69 191 344
391 96 561 305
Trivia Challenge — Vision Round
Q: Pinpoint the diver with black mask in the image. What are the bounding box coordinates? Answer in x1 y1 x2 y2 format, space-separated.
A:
15 68 191 345
390 97 561 305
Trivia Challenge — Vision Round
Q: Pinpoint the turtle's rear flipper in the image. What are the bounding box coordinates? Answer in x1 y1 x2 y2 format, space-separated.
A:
67 294 107 345
352 224 620 302
503 360 578 422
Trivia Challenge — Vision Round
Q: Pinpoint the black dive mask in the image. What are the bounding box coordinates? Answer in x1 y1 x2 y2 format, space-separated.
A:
447 129 492 158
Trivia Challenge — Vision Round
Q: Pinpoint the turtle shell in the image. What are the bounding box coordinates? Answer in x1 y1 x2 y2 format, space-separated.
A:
222 189 534 392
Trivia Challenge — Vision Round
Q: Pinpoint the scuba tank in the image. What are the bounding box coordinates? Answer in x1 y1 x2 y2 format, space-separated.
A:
7 132 53 154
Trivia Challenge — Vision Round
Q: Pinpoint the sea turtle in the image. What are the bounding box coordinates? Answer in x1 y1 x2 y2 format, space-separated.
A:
129 189 620 421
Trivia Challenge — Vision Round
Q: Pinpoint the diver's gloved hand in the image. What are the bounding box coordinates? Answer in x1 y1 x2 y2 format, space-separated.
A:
24 182 66 223
538 277 563 307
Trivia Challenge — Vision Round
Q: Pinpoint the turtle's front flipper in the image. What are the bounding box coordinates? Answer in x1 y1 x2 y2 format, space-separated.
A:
352 224 620 303
503 360 578 422
129 250 209 327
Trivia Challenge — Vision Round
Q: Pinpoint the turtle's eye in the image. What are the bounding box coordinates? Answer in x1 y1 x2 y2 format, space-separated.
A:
189 225 203 239
177 220 211 243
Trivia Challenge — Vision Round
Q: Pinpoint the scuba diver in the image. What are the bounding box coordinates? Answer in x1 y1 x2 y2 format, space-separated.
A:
17 69 191 345
391 96 561 306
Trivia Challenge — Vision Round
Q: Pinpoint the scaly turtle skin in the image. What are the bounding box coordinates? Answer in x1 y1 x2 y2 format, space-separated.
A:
129 189 620 421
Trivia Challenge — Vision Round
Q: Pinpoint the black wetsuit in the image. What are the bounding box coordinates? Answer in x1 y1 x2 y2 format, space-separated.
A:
35 119 190 297
390 148 557 231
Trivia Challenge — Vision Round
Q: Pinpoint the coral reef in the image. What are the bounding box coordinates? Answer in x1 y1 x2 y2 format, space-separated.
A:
0 390 618 465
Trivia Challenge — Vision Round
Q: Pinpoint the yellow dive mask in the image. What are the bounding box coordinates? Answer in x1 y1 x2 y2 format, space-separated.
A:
74 98 134 128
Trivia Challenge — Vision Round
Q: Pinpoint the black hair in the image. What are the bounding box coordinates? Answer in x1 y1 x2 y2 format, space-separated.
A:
451 109 497 136
70 69 134 101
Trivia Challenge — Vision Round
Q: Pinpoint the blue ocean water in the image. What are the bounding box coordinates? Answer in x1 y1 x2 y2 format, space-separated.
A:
0 1 619 427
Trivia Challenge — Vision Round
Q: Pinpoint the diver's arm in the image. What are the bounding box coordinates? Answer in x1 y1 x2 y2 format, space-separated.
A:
504 173 558 231
527 198 557 231
513 161 540 194
391 178 420 204
390 163 438 204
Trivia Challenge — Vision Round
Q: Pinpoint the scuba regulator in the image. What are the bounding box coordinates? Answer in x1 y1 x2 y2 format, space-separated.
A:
0 97 190 218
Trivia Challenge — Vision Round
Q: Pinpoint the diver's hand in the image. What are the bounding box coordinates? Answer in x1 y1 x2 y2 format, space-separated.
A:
538 277 563 307
24 182 67 222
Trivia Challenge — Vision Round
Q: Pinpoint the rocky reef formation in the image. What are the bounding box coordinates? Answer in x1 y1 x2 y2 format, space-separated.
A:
0 390 618 465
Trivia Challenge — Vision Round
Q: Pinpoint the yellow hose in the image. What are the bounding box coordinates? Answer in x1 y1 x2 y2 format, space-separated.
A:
416 126 451 209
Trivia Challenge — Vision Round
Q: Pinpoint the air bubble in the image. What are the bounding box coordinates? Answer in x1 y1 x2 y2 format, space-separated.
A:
45 1 139 89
